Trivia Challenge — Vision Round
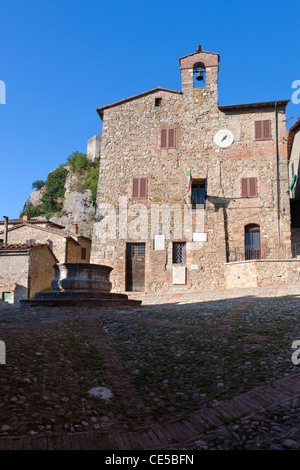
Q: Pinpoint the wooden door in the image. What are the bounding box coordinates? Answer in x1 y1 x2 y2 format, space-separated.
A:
126 243 145 292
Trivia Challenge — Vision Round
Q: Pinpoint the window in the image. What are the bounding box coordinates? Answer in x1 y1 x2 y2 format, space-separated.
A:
81 247 87 260
132 177 148 199
26 239 36 245
245 224 261 260
160 128 176 149
191 180 206 208
0 239 3 244
173 242 186 264
255 120 271 140
155 98 162 107
241 178 258 198
2 292 11 303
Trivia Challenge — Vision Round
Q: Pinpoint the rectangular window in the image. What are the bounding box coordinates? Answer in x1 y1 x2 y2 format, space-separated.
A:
191 179 206 208
2 292 11 303
255 120 271 140
132 177 148 199
241 177 258 198
155 98 162 107
161 128 176 149
173 242 186 264
81 247 87 260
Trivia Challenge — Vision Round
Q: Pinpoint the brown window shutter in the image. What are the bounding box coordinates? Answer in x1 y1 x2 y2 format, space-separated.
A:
255 121 263 140
249 177 257 197
168 128 176 148
140 178 147 199
263 120 271 139
161 129 167 148
241 178 248 197
132 178 139 198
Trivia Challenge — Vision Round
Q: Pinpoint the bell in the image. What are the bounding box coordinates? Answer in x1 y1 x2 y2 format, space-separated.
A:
195 69 204 81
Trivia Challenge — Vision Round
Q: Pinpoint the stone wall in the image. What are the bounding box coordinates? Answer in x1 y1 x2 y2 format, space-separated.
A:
0 251 29 303
29 246 57 297
91 48 291 293
5 225 67 262
225 259 300 288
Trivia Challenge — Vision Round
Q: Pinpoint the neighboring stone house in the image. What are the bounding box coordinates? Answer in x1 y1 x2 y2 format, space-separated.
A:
0 215 64 232
288 117 300 253
0 244 58 303
0 222 91 264
91 46 297 293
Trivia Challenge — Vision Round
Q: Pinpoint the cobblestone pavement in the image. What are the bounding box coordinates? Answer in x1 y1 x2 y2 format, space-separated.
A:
1 284 300 450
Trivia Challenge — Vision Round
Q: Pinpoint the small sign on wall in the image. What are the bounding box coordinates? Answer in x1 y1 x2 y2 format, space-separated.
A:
107 246 115 251
173 266 186 285
192 232 207 242
153 234 165 251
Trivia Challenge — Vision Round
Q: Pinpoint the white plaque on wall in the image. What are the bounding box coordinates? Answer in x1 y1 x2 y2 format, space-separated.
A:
153 234 165 251
192 232 207 242
172 266 186 285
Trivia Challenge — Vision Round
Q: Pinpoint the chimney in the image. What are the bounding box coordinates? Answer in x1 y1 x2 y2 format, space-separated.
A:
71 224 78 234
3 216 8 245
23 214 29 221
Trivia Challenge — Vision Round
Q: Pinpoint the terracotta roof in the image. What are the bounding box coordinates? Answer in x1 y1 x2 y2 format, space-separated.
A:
219 100 289 111
0 223 82 244
97 87 182 119
287 117 300 160
0 218 64 228
179 50 220 62
0 243 59 262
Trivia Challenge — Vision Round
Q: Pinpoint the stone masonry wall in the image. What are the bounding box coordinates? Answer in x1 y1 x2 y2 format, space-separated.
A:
91 49 291 293
29 247 57 297
225 259 300 288
0 252 29 303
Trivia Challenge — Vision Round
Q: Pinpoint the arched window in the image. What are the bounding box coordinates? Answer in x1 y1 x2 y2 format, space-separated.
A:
245 224 261 260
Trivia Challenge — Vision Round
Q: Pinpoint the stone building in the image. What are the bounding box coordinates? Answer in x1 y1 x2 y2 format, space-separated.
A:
0 221 91 264
0 244 58 303
288 117 300 252
91 46 297 293
87 135 101 162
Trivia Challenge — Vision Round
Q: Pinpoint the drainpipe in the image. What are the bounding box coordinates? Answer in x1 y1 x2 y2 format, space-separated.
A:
3 216 8 246
275 102 280 258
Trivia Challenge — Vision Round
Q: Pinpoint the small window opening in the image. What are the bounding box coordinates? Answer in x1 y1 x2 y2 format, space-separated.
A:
191 179 206 208
2 292 11 303
173 242 186 264
155 97 162 107
81 247 87 260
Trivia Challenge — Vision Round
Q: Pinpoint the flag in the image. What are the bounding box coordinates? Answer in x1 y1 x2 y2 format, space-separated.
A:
187 168 193 192
204 174 208 201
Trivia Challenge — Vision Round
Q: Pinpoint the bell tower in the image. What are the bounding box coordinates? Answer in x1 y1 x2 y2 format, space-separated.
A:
179 45 219 105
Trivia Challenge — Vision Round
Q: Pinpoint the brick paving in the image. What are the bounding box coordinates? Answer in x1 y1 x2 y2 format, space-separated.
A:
0 373 299 449
1 284 300 450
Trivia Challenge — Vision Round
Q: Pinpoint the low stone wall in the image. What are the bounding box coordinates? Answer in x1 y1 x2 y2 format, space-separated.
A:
225 259 300 289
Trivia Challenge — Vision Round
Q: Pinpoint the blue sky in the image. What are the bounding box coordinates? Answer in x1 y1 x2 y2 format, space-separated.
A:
0 0 299 218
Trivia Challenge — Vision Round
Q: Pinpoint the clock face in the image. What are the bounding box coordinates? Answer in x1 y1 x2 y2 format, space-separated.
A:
214 129 234 148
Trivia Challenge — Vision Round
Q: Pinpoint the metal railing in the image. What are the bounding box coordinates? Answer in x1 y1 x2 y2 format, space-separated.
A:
228 244 297 262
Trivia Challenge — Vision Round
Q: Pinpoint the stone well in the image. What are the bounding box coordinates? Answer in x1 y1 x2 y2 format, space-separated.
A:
21 263 141 307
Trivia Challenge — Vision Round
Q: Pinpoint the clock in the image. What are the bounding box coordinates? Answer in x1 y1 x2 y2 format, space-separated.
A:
214 129 234 148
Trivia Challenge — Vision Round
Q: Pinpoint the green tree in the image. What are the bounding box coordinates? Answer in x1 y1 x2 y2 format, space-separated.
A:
32 180 45 190
84 158 100 204
41 165 68 212
67 151 90 174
